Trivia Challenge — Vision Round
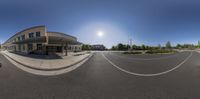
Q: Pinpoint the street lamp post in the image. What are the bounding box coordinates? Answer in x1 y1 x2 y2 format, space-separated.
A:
128 38 132 51
128 33 133 51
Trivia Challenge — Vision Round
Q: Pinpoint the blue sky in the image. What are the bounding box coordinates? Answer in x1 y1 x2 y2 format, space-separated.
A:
1 0 200 48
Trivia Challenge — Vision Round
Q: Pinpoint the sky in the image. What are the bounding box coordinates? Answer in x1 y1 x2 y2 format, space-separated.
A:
1 0 200 48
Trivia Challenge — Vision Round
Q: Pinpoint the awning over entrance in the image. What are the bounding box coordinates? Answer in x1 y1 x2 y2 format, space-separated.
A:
48 36 81 45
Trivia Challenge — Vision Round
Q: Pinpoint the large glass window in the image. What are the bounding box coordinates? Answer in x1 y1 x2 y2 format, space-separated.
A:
37 44 42 50
29 32 34 38
36 31 41 37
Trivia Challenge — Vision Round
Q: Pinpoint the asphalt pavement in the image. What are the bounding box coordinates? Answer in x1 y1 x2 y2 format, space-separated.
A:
0 51 200 99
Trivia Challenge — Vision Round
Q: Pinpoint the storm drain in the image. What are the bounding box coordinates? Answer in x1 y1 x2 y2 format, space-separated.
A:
0 63 2 68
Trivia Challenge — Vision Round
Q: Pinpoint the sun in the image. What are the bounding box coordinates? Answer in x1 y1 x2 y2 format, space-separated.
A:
97 31 104 37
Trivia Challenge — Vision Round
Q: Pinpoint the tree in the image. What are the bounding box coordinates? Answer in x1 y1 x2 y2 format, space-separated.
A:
176 44 181 49
111 46 117 50
146 45 150 50
117 43 124 50
126 44 131 50
141 44 146 50
198 41 200 48
181 44 195 49
165 41 171 49
158 44 161 49
131 44 137 50
82 44 91 50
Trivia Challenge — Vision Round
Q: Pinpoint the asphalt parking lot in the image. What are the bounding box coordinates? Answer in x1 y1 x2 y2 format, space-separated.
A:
0 51 200 99
103 51 192 75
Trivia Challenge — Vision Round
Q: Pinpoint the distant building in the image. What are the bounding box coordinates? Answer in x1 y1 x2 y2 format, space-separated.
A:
91 44 106 50
2 26 82 55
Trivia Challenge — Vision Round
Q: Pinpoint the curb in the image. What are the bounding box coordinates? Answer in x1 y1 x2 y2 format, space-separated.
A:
3 53 93 71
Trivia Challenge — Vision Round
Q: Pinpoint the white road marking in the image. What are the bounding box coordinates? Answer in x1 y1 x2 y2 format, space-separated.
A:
102 52 193 77
3 54 93 76
109 52 185 61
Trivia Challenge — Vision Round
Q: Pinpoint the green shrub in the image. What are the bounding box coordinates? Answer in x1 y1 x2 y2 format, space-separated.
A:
122 51 142 54
145 49 177 54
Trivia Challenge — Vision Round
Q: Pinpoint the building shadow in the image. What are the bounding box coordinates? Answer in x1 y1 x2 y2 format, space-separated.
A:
11 52 63 60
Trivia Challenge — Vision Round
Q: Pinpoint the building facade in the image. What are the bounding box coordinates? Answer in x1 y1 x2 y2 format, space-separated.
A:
3 26 82 55
91 44 106 50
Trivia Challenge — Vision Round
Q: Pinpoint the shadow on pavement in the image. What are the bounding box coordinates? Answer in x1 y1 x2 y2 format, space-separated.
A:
11 52 62 60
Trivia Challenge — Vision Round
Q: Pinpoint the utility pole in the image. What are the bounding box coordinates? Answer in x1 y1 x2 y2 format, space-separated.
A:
128 33 133 51
129 38 132 51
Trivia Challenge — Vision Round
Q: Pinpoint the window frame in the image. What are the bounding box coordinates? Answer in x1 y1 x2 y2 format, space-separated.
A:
36 31 41 37
36 44 42 50
21 35 25 40
29 32 34 38
18 37 21 41
28 44 33 51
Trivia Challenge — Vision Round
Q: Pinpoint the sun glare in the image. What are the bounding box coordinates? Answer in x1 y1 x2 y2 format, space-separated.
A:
97 31 104 37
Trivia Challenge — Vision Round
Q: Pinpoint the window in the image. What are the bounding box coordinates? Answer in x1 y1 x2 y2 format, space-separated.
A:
28 44 33 51
36 31 41 37
29 32 34 38
22 44 25 51
18 44 21 51
18 37 21 41
21 35 25 40
37 44 42 50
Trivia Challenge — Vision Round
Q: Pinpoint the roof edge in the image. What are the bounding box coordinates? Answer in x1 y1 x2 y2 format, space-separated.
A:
3 25 46 44
47 31 77 39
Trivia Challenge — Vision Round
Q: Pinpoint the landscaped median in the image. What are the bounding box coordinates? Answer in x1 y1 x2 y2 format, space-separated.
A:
122 49 178 55
1 51 92 71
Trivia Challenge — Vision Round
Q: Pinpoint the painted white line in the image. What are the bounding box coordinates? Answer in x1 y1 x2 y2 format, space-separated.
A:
102 52 193 77
3 54 93 76
109 52 183 61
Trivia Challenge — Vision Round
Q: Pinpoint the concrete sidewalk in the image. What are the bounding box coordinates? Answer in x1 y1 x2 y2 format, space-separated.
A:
1 51 91 71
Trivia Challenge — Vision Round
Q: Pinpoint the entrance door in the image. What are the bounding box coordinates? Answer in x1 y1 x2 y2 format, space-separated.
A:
56 46 62 52
46 46 56 55
46 46 63 55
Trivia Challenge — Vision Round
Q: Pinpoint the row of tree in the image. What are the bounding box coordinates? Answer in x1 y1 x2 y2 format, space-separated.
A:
111 44 162 51
111 41 200 51
81 41 200 51
82 44 92 50
81 44 106 50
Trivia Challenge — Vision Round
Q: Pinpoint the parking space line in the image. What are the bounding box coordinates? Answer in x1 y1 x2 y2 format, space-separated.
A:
109 52 184 61
102 51 193 77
